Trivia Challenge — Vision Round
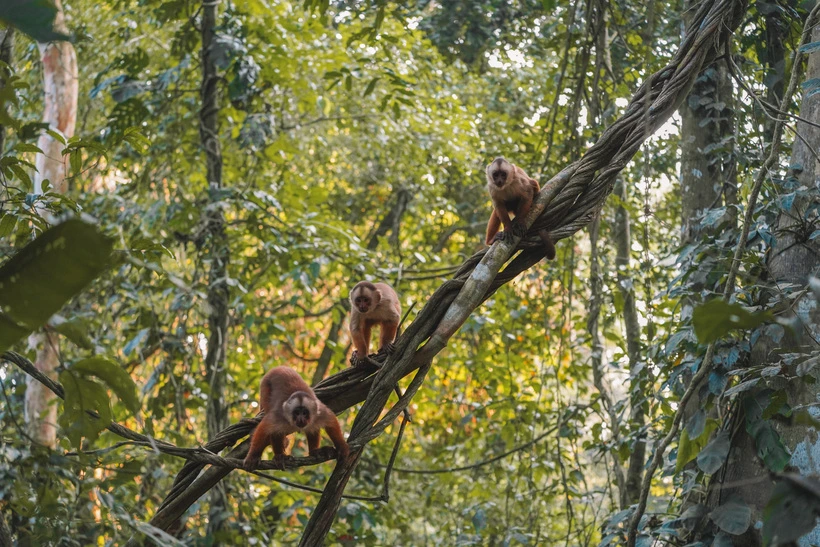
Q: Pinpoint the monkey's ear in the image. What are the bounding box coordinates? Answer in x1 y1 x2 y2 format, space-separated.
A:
374 289 383 304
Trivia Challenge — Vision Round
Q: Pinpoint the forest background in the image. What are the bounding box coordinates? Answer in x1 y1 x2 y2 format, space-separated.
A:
1 0 820 545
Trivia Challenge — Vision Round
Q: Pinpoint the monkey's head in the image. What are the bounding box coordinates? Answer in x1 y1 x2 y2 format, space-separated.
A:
350 281 381 314
486 157 513 188
283 391 319 430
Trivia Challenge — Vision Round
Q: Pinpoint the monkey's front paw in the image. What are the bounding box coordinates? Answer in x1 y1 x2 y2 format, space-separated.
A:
384 341 396 355
336 442 350 461
492 231 507 243
350 351 363 367
511 221 527 238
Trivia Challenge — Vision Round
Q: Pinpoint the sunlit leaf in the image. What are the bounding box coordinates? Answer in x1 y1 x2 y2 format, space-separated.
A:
692 299 773 344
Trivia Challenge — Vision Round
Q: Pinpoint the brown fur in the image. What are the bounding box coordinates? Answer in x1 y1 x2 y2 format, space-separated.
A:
243 366 349 471
485 157 556 259
349 281 401 365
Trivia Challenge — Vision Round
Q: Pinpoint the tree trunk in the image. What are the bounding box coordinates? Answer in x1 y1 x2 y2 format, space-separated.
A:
0 28 14 153
24 0 78 449
674 2 737 522
613 176 645 505
763 5 786 141
587 215 627 508
679 62 732 242
712 25 820 547
199 0 231 535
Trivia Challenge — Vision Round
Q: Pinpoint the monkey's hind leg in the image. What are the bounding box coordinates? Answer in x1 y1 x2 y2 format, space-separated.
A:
377 322 399 356
270 433 290 470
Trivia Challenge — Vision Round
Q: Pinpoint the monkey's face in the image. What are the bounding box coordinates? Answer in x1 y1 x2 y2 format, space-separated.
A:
291 405 311 428
486 157 512 187
284 392 318 430
352 288 379 314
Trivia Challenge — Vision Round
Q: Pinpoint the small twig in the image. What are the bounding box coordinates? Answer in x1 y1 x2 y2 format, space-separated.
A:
380 412 409 502
365 424 558 475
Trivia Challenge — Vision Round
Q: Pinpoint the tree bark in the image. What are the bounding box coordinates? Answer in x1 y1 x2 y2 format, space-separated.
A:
680 65 732 242
763 5 787 142
0 28 14 154
24 0 78 449
199 0 231 535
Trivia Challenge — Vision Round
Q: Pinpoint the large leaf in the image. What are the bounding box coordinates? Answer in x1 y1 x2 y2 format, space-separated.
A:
744 391 791 472
58 372 112 448
70 357 140 416
0 0 70 42
763 476 820 545
692 299 773 344
0 219 113 353
697 431 730 474
710 499 751 535
676 418 719 473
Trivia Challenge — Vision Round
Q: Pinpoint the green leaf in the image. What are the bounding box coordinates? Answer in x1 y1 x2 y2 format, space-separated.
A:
763 478 820 544
0 219 113 353
70 357 140 416
710 499 751 535
0 0 71 43
13 142 43 154
52 317 94 350
696 431 730 474
744 391 791 472
712 531 734 547
363 77 380 97
58 372 112 448
69 150 82 174
676 418 719 473
0 214 17 238
8 163 32 188
749 420 790 472
692 299 773 344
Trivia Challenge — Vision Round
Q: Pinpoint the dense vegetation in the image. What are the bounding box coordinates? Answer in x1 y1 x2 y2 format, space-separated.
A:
2 0 820 545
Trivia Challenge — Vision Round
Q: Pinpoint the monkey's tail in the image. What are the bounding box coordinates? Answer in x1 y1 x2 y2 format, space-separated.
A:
538 230 557 260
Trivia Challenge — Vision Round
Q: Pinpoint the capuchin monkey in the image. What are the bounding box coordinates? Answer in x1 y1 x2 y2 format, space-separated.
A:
243 366 349 471
348 281 401 366
485 157 556 259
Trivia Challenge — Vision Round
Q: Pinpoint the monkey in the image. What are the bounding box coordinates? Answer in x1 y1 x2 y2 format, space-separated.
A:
348 281 401 367
485 157 556 259
243 366 349 471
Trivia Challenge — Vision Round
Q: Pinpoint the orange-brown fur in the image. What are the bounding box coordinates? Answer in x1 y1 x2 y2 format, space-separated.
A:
243 366 349 471
349 281 401 366
485 157 556 259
